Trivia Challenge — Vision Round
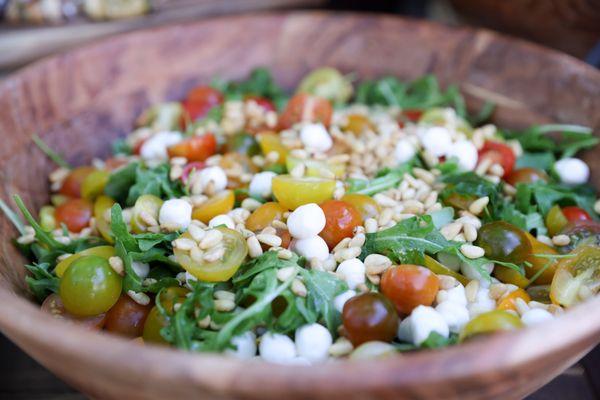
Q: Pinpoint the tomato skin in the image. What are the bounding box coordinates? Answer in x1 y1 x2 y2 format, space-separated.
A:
550 245 600 306
41 293 106 329
272 175 336 210
341 194 381 220
342 292 399 346
105 295 152 337
561 206 591 223
459 310 523 342
245 202 287 232
319 200 362 249
478 141 516 176
54 198 93 233
546 205 569 237
496 288 531 312
192 190 235 224
143 306 168 344
167 134 217 162
475 221 531 264
59 166 95 198
381 265 440 315
278 93 333 129
506 168 548 186
104 157 129 171
246 95 276 112
182 86 223 122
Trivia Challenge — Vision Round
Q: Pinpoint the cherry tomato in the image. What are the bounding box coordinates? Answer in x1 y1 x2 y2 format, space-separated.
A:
182 86 223 122
256 132 289 165
494 265 530 289
104 157 129 171
192 190 235 224
167 134 217 162
558 220 600 253
224 133 261 156
59 166 95 198
245 202 287 232
271 175 335 210
142 306 168 344
81 170 110 200
41 293 106 329
181 161 206 184
319 200 362 249
524 233 558 285
278 93 333 129
131 194 163 234
94 195 116 243
344 114 374 135
341 194 381 221
505 168 548 186
286 155 345 179
59 255 122 317
459 310 523 342
105 295 152 337
342 292 399 346
478 141 516 177
546 205 569 237
381 265 440 315
55 246 115 277
54 198 93 233
550 245 600 307
297 67 353 104
475 221 531 264
562 206 591 223
403 109 423 122
246 95 276 112
443 192 476 211
496 288 531 312
174 227 248 282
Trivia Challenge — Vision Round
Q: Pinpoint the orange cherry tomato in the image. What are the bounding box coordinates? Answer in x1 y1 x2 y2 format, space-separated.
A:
192 190 235 224
278 93 333 129
380 265 440 315
319 200 362 249
245 202 287 232
182 86 223 122
167 134 217 162
478 141 515 177
341 193 381 220
104 295 152 338
55 198 93 233
505 168 548 186
561 206 591 223
344 114 375 135
41 293 106 329
59 166 95 198
496 288 531 312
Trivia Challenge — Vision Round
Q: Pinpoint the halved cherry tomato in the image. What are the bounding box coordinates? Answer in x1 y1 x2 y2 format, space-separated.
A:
256 132 289 165
245 202 287 232
341 193 381 221
55 246 115 277
286 155 345 179
546 205 569 237
319 200 362 249
41 293 106 329
181 161 206 184
550 245 600 307
55 198 93 233
558 220 600 253
174 227 248 281
271 175 336 210
94 195 116 243
381 265 440 315
192 190 235 224
131 194 163 234
143 287 189 344
444 192 476 211
398 109 423 127
59 166 95 198
562 206 591 223
182 86 223 122
459 310 523 342
167 134 217 162
342 292 398 346
478 141 516 177
506 168 548 186
497 288 531 312
105 295 152 338
278 93 333 129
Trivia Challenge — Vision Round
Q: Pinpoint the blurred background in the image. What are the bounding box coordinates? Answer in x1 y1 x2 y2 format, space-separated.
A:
0 0 599 399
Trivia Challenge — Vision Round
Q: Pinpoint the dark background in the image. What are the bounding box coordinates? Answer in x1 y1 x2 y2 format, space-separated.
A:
1 0 599 399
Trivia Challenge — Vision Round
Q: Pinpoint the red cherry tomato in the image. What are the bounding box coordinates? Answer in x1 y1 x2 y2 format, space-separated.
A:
319 200 362 249
182 86 223 122
59 166 95 198
246 95 276 112
167 134 217 162
478 141 516 177
505 167 548 186
104 295 152 338
180 161 206 184
380 265 440 315
104 157 129 171
342 292 399 346
55 198 93 233
41 293 106 329
278 93 333 129
562 206 591 223
132 139 146 156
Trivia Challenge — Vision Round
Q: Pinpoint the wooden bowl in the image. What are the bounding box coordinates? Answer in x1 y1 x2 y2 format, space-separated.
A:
0 12 599 400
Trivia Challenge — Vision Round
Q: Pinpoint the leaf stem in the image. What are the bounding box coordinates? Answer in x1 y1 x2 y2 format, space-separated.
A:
32 134 71 169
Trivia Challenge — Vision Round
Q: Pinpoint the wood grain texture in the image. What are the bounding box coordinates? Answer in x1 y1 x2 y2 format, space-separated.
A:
0 11 599 400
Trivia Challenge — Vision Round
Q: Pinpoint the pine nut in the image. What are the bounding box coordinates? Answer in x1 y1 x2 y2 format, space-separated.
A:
441 222 462 241
460 244 485 259
214 290 235 301
199 229 223 249
272 220 287 230
127 290 150 306
349 233 366 248
465 280 480 302
463 223 478 242
241 197 262 211
333 237 352 252
188 224 207 242
215 299 236 312
108 256 125 276
247 235 263 258
595 199 600 215
514 298 530 316
412 167 435 184
537 235 553 246
489 283 508 300
552 234 570 246
329 337 353 357
489 163 504 177
256 234 282 248
291 279 307 297
173 238 196 251
468 196 489 215
365 218 378 233
277 249 293 260
290 163 306 178
364 254 392 275
277 266 296 282
203 246 225 262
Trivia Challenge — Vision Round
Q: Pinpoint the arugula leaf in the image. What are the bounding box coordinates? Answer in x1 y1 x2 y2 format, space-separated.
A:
212 68 288 111
233 250 299 285
503 124 597 158
110 204 137 250
515 152 555 171
299 269 348 333
134 231 178 252
346 163 413 196
515 181 596 217
111 138 132 156
429 207 455 229
495 201 547 235
127 163 183 206
25 263 59 302
104 162 138 204
440 172 500 204
395 332 459 351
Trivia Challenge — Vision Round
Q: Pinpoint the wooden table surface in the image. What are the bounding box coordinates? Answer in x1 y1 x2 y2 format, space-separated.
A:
0 332 598 399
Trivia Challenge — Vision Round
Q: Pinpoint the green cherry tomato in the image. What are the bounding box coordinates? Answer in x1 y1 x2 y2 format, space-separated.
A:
297 67 353 104
142 306 169 344
459 310 523 342
546 205 568 237
59 255 122 317
475 221 532 264
81 169 110 200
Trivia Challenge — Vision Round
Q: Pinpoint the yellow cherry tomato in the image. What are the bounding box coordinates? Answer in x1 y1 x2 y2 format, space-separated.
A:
174 227 248 282
257 132 288 164
286 155 345 179
459 310 523 342
524 233 559 285
419 107 473 136
423 255 469 286
341 193 381 220
272 175 335 210
192 190 235 224
494 265 530 289
39 205 56 231
497 288 531 312
546 205 568 237
94 195 116 243
344 114 375 135
550 245 600 307
81 169 110 200
55 245 115 277
131 194 163 233
245 202 287 232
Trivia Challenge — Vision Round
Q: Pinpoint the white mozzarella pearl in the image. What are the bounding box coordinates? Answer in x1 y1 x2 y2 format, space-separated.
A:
420 126 452 157
295 323 332 363
435 301 470 333
394 139 417 164
461 262 494 283
292 236 330 261
521 308 554 326
333 290 357 313
409 305 450 346
299 123 333 152
287 203 326 239
158 198 192 230
436 284 467 307
140 131 182 161
335 258 366 290
259 332 297 364
248 171 277 198
445 140 478 171
397 316 414 343
197 166 228 193
554 157 590 185
225 331 257 359
467 287 496 318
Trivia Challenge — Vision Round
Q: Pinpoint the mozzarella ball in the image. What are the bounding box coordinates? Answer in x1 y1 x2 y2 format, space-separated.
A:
295 323 332 363
521 308 554 326
394 139 417 164
554 157 590 185
436 284 467 307
248 171 277 198
333 290 357 313
158 198 192 230
397 316 413 343
131 261 149 280
467 287 496 318
197 166 228 193
410 305 450 346
208 214 235 229
300 123 333 152
461 262 494 283
445 140 478 171
293 236 330 261
259 332 297 364
420 126 452 157
335 258 366 290
435 301 470 333
225 331 257 359
140 131 182 161
287 203 326 239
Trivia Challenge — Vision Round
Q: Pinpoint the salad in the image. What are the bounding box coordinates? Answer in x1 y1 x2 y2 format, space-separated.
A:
2 67 599 364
